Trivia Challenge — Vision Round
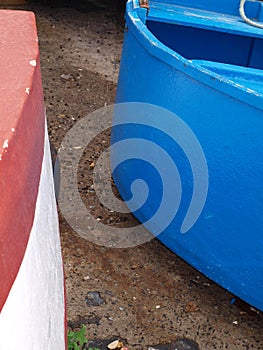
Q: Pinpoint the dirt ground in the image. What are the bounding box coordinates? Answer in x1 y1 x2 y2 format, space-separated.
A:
2 1 263 349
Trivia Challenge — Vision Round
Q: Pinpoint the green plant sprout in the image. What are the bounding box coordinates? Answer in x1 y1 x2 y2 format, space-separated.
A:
68 325 100 350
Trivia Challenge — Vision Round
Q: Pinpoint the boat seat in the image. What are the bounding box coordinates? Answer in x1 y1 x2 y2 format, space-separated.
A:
148 1 263 38
192 59 263 95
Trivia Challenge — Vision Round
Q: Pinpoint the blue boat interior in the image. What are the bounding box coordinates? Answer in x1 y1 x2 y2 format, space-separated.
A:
147 0 263 68
141 0 263 94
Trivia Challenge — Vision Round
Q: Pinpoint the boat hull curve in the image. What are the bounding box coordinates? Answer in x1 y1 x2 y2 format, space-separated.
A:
112 1 263 310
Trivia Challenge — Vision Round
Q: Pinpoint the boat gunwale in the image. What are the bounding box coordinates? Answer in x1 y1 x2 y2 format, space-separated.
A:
148 1 263 38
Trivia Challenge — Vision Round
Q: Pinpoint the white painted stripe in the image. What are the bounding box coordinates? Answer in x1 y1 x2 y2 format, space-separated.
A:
0 122 65 350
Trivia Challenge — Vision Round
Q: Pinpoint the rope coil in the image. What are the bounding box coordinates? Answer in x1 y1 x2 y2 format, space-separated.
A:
239 0 263 28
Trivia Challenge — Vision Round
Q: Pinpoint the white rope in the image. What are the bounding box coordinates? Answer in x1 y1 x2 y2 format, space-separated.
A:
239 0 263 28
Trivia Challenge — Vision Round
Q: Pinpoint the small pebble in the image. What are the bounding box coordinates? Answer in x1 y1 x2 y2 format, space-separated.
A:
85 291 105 306
60 73 73 81
107 339 123 349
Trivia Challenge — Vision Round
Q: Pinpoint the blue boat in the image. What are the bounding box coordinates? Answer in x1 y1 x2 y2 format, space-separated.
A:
111 0 263 310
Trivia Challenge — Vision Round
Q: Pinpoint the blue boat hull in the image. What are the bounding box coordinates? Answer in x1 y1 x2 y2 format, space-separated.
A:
112 0 263 310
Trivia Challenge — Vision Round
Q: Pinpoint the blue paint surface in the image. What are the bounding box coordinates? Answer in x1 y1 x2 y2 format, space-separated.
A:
112 0 263 310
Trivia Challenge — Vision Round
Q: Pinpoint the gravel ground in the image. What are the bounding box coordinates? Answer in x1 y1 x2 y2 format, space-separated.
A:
2 1 263 349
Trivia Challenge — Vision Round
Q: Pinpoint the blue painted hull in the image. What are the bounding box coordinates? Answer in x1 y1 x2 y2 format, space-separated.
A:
112 0 263 310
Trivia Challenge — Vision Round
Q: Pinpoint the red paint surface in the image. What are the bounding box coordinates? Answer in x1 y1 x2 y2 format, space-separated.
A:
0 11 45 311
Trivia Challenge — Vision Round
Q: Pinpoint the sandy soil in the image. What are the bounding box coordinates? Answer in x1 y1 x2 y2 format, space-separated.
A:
2 1 263 349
